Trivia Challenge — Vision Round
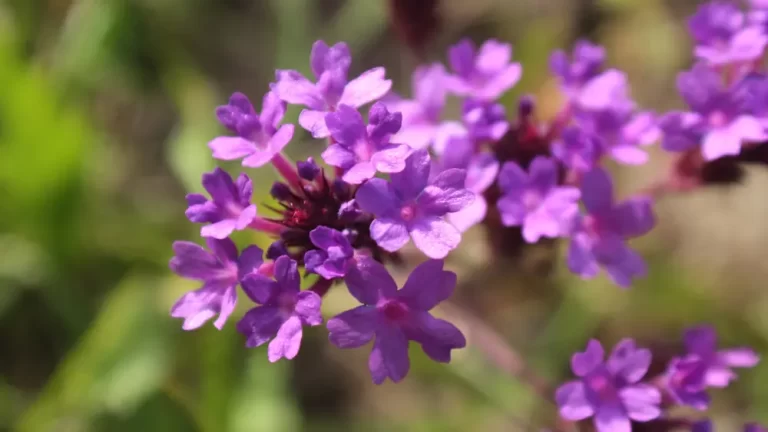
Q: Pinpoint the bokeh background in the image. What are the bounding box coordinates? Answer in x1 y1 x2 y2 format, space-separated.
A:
1 0 766 431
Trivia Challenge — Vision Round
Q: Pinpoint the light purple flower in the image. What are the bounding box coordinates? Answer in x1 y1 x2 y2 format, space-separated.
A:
555 339 661 432
659 64 766 160
387 63 447 149
576 108 660 166
273 40 392 138
304 226 356 279
236 256 322 362
321 103 411 184
462 99 510 143
169 238 264 330
497 156 580 243
550 40 606 96
689 1 767 65
445 39 522 101
208 92 294 167
567 167 655 288
327 259 465 384
576 69 634 113
552 126 602 172
664 355 710 410
185 168 257 239
355 149 475 259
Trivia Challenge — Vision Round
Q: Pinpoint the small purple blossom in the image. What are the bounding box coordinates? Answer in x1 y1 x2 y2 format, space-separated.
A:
550 40 606 96
462 99 510 143
297 157 321 181
567 167 655 288
209 92 294 167
322 103 411 184
552 126 602 172
304 226 356 279
659 64 767 161
497 156 581 243
236 256 322 362
327 259 465 384
688 1 767 65
387 63 447 149
185 168 257 239
576 107 660 166
355 149 475 259
576 69 634 113
274 41 392 138
555 339 661 432
169 238 264 330
445 39 522 101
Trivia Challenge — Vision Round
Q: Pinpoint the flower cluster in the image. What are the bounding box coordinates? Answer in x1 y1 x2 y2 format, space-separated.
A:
167 3 765 427
556 327 761 432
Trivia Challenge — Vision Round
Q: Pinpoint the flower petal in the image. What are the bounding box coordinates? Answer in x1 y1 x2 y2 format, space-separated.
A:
299 109 330 138
208 136 256 160
327 306 378 348
555 381 595 421
356 178 401 217
407 312 466 363
343 257 398 304
593 405 631 432
370 218 411 252
237 305 283 348
339 67 392 107
295 291 323 326
274 70 324 108
267 315 304 362
241 274 280 304
581 167 614 214
619 384 661 422
398 260 456 310
607 339 652 384
571 339 605 377
274 256 300 293
390 149 432 202
410 216 461 259
369 325 410 384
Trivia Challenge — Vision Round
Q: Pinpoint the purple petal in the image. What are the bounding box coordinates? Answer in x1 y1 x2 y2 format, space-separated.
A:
299 109 331 138
371 144 411 173
497 195 527 227
408 312 466 362
555 381 595 421
610 145 648 165
390 149 432 202
202 167 238 204
274 70 324 108
201 220 237 239
413 63 447 116
410 216 461 259
448 195 487 232
370 218 410 252
607 339 651 384
205 237 238 264
619 384 661 422
321 144 357 170
325 105 366 145
237 305 283 348
169 241 219 279
567 233 600 279
266 124 294 153
581 167 614 214
241 274 280 304
397 260 456 310
593 405 631 432
497 161 528 195
476 40 511 73
355 178 400 216
448 39 476 78
209 137 256 160
476 63 522 101
267 315 304 362
430 167 467 191
613 197 655 238
274 256 300 294
309 40 330 77
295 291 323 326
171 283 236 330
238 245 264 278
719 348 760 368
327 306 378 348
466 153 500 193
393 124 438 149
602 242 647 288
578 69 630 111
702 126 746 160
369 325 410 384
310 226 350 251
684 325 718 357
339 67 392 107
572 339 605 377
527 156 558 193
341 161 377 184
343 257 398 304
259 91 287 129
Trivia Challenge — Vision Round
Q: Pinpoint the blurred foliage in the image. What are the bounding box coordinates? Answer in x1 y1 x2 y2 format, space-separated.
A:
0 0 765 431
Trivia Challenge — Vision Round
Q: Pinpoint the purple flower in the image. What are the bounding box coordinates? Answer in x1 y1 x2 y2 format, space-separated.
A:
659 64 766 160
185 168 257 239
745 424 768 432
355 149 475 259
550 40 606 96
445 39 522 101
497 156 580 243
208 92 294 167
576 69 634 112
555 339 661 432
273 41 392 138
462 99 510 144
297 157 320 181
236 256 322 362
169 238 264 330
664 355 710 410
689 1 767 65
690 420 766 432
552 126 602 172
304 226 356 279
576 108 660 166
327 259 465 384
321 103 411 184
567 167 655 288
387 63 447 149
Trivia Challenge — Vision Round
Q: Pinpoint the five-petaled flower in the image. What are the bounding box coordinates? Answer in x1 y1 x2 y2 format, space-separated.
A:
387 63 448 149
185 168 257 239
688 1 767 66
445 38 522 101
304 226 357 279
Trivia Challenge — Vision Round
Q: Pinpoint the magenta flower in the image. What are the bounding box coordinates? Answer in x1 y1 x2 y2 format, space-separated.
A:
550 40 606 96
321 103 411 184
688 1 767 65
236 256 322 362
497 157 581 243
387 63 447 149
355 149 474 259
185 168 257 239
567 167 655 288
273 40 392 138
304 226 356 279
208 91 294 167
169 238 264 330
445 39 522 101
327 259 465 384
659 64 766 161
555 339 661 432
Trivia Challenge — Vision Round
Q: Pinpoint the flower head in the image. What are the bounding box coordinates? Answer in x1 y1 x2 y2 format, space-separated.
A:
327 259 465 384
209 92 294 167
274 40 392 138
550 40 606 96
659 64 766 161
322 103 411 184
169 238 264 330
688 1 767 65
445 39 522 101
462 99 510 144
185 168 257 239
387 63 448 149
356 149 475 259
567 167 655 288
555 339 661 432
497 156 580 243
236 256 322 362
304 226 356 279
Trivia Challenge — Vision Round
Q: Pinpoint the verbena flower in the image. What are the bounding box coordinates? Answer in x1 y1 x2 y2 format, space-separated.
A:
355 149 474 259
274 40 392 138
445 38 522 101
170 238 264 330
550 40 606 97
556 339 661 432
688 1 767 65
387 63 447 149
209 91 294 167
575 69 633 113
567 167 655 288
576 107 659 166
327 259 465 384
497 156 581 243
185 168 257 239
236 256 322 361
659 64 766 160
304 226 356 279
552 126 602 172
462 99 510 144
322 103 411 184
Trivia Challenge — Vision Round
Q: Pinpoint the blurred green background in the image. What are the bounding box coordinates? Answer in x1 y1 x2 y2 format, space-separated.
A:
0 0 766 431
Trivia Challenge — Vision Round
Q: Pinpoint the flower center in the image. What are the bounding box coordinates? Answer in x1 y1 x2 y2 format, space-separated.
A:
277 292 297 315
584 369 619 402
400 204 417 221
380 300 409 322
582 214 601 238
522 190 543 211
354 139 374 162
708 111 727 128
